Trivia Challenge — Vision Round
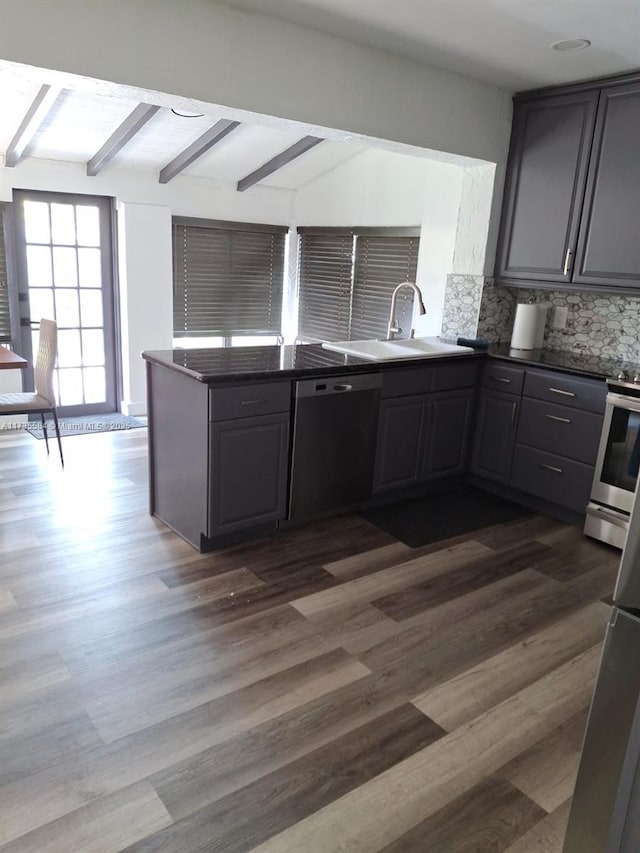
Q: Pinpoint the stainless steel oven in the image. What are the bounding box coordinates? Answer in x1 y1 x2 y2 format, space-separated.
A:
586 376 640 548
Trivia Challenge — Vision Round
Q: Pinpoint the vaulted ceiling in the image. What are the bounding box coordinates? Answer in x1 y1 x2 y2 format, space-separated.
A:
0 73 367 191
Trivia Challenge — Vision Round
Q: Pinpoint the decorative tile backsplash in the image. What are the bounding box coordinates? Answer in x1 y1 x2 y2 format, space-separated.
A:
476 280 517 345
441 275 484 340
443 274 640 363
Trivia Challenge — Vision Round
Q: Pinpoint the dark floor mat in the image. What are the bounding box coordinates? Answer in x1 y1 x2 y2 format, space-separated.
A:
359 485 532 548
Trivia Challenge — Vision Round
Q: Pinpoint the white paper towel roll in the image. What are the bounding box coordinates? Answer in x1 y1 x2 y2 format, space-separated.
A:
511 303 541 350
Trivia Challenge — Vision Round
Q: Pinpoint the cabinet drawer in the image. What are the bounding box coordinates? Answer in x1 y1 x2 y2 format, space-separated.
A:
510 444 593 513
431 361 480 392
517 397 603 464
381 367 431 398
523 369 606 414
209 381 291 421
482 362 525 396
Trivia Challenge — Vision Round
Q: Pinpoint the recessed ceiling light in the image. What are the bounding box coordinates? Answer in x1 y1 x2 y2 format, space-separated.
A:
171 108 205 118
551 38 592 52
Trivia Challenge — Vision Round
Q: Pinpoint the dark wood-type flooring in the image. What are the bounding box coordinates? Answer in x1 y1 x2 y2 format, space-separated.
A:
0 427 619 852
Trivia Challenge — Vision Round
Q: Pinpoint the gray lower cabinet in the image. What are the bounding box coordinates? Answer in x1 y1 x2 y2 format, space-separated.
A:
470 390 519 484
209 412 290 535
373 382 476 493
373 396 426 492
510 444 594 514
423 390 475 479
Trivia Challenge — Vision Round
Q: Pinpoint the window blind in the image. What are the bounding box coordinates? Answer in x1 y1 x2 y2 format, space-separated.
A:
0 207 13 343
297 231 354 342
350 235 420 341
172 218 287 338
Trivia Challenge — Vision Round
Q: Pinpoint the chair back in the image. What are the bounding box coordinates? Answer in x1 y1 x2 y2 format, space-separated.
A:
34 319 57 406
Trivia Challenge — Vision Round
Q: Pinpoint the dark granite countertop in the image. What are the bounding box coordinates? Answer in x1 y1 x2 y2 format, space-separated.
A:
142 344 483 383
487 344 628 380
142 342 626 384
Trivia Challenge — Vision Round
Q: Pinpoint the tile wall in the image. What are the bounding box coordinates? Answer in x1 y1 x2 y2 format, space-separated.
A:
442 274 640 363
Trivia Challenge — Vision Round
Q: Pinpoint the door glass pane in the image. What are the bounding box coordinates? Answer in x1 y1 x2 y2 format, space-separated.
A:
20 194 112 413
81 329 105 366
26 246 52 287
79 290 103 327
78 248 101 288
54 289 80 328
53 247 78 288
58 368 84 406
50 203 76 245
24 201 50 243
57 329 82 367
603 408 640 493
83 367 106 403
76 206 100 247
29 289 54 323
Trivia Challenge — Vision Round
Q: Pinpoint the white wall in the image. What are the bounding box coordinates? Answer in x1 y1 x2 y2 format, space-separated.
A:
118 203 173 416
0 159 295 223
0 0 512 165
294 149 464 336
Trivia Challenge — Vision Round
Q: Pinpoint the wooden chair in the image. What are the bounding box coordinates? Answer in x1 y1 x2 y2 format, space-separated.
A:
0 319 63 464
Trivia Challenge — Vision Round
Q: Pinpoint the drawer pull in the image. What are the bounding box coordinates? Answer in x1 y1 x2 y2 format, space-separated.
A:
548 387 576 398
545 414 572 424
539 463 563 474
240 398 268 406
492 377 511 384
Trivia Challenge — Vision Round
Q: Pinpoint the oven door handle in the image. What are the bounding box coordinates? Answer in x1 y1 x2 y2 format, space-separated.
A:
606 392 640 413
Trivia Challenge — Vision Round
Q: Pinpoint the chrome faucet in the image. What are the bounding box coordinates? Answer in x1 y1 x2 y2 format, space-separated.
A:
386 282 426 340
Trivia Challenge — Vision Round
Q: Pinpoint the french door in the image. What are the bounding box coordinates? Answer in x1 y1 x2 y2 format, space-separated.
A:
13 191 117 417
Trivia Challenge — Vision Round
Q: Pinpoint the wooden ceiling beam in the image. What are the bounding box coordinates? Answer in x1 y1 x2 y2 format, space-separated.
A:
237 136 323 192
5 84 63 167
86 103 160 176
159 119 241 184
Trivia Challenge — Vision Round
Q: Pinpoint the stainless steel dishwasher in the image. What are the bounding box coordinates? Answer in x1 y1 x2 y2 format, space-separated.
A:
289 373 381 521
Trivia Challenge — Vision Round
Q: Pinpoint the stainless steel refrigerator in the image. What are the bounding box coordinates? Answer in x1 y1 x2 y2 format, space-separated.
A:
564 481 640 852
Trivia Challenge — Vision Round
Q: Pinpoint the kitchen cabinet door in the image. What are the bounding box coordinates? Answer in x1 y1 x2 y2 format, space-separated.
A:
422 389 475 480
470 391 520 484
373 396 427 492
496 91 598 283
573 82 640 290
209 412 290 535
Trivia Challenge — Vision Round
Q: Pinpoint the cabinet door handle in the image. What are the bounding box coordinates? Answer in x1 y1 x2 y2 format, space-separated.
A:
545 414 571 424
512 401 517 426
492 377 511 384
540 463 563 474
563 248 573 276
548 387 576 398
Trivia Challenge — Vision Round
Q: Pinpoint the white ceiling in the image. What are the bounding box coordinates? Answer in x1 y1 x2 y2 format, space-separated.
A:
222 0 640 89
0 71 368 190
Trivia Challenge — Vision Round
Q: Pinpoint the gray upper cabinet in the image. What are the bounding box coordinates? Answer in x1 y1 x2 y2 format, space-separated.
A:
573 82 640 289
497 91 598 283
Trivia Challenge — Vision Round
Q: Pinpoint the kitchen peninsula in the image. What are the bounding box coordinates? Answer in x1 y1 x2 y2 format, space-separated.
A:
143 343 610 552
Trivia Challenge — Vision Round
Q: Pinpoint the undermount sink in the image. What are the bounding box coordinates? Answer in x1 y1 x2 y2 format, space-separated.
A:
321 337 474 361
